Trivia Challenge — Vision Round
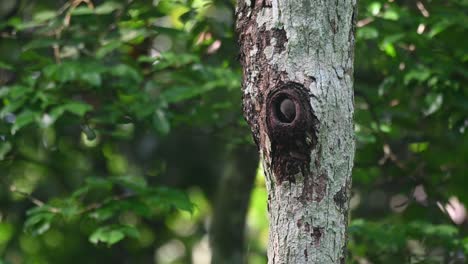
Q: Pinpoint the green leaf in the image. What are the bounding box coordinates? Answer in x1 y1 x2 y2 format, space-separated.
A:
89 227 123 246
381 43 396 57
96 40 123 59
152 187 194 214
95 2 123 15
33 10 56 22
86 177 113 190
410 222 459 237
404 67 431 85
43 61 105 85
63 102 92 116
50 102 92 121
89 207 115 221
109 64 142 83
382 8 399 20
0 223 14 244
357 27 379 40
11 111 39 134
89 225 139 246
23 38 58 51
409 142 429 153
24 210 55 235
60 203 80 219
463 237 468 253
71 177 113 199
0 142 12 161
0 62 13 70
424 93 443 116
112 176 147 191
81 72 102 87
43 63 77 83
147 52 199 70
1 84 32 100
368 2 381 15
429 20 453 38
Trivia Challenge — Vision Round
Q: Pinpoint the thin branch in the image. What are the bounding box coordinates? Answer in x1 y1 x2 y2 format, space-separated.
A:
78 193 135 215
9 185 45 207
9 185 60 213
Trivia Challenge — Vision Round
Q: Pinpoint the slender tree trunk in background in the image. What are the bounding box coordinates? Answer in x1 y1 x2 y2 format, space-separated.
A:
236 0 356 263
210 145 259 263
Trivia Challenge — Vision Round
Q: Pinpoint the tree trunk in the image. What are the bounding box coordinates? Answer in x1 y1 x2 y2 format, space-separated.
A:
210 145 259 264
236 0 356 263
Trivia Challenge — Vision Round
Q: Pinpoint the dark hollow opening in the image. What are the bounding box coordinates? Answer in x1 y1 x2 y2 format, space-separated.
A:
274 96 296 123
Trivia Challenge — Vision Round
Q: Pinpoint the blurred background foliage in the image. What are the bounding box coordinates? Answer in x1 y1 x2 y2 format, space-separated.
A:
0 0 466 263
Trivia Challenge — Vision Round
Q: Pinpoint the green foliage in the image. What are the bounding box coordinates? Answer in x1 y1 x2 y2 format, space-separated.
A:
1 0 240 263
89 224 139 246
350 0 468 262
22 175 193 242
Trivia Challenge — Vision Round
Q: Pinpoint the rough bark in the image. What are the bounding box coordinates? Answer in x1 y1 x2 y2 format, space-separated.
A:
210 145 259 264
236 0 356 263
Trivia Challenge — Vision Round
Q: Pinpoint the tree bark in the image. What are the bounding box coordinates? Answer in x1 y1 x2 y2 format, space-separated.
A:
236 0 356 263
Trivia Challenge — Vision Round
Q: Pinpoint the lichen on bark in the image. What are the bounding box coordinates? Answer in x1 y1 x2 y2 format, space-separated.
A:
236 0 356 263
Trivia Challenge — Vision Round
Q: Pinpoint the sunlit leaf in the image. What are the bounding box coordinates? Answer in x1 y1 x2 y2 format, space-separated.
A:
368 2 381 16
0 223 14 244
424 93 443 116
409 142 429 153
89 225 139 246
381 43 396 57
382 8 399 20
24 210 55 236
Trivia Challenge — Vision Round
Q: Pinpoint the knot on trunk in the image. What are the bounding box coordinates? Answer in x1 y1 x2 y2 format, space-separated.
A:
265 82 318 184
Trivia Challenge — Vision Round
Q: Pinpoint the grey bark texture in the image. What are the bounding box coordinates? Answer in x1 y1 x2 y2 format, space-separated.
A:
235 0 356 263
